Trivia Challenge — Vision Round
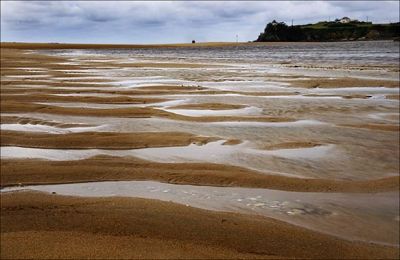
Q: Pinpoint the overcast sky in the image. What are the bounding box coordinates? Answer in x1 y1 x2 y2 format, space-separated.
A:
1 1 399 44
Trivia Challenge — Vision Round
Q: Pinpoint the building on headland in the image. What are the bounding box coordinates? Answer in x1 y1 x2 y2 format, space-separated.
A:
338 17 352 23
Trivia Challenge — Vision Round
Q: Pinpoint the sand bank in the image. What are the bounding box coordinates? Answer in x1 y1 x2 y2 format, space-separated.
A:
1 192 398 259
340 123 400 132
291 77 399 88
1 130 217 149
1 156 398 193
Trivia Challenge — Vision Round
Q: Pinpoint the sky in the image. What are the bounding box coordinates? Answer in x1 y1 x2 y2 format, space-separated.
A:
1 1 399 44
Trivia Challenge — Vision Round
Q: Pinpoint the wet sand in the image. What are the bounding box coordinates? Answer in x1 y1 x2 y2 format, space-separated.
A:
263 141 322 150
4 180 399 246
291 77 399 89
1 116 93 128
340 123 400 132
1 44 399 258
386 94 400 100
1 192 398 259
1 130 217 149
1 100 295 123
1 156 398 193
1 93 170 104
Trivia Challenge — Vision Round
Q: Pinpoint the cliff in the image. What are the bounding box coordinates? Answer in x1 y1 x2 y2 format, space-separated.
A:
256 20 400 42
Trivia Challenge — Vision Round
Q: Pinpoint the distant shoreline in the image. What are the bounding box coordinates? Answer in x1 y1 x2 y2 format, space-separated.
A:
1 42 246 49
1 40 398 50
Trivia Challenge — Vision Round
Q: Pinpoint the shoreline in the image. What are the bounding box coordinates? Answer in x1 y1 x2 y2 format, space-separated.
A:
1 40 397 50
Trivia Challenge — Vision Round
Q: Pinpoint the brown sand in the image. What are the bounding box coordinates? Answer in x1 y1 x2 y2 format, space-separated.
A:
1 116 93 128
263 141 322 150
386 94 400 100
2 231 269 260
304 94 372 99
1 100 168 118
0 94 170 104
340 124 400 132
1 80 113 89
1 192 398 259
1 156 398 193
1 131 217 149
291 77 399 88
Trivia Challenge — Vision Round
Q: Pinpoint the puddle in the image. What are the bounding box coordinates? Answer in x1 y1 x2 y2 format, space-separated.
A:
209 119 329 127
83 59 120 63
147 99 189 108
0 141 334 162
15 67 49 72
309 87 399 94
0 123 105 134
35 102 146 109
198 80 293 92
110 77 190 88
51 76 112 81
5 74 50 78
53 62 83 66
35 98 191 109
123 140 335 163
51 93 120 98
0 141 335 176
264 144 334 159
260 95 343 100
2 180 398 246
164 106 263 117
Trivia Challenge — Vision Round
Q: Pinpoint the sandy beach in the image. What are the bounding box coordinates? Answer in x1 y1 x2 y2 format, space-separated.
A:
2 192 398 259
1 42 399 258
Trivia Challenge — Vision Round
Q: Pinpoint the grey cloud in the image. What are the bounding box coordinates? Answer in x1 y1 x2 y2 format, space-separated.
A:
1 1 398 44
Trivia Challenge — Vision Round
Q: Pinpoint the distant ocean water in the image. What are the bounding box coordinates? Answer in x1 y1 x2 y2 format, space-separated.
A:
41 40 400 66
